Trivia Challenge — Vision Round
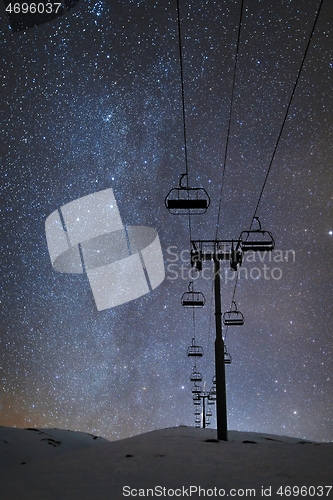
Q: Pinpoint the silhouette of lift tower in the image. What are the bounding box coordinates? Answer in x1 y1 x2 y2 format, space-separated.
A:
190 220 274 440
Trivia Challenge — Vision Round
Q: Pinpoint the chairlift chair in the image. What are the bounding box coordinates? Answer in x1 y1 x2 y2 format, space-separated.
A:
239 217 275 252
195 408 201 416
192 384 202 395
224 345 232 364
193 396 201 405
187 338 204 357
206 408 212 418
165 174 210 215
208 386 216 402
223 301 244 326
181 282 205 307
190 370 203 383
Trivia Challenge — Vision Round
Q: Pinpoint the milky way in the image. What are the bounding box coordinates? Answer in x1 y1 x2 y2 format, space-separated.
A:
1 0 332 442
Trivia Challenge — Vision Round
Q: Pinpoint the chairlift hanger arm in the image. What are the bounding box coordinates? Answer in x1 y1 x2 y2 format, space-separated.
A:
190 239 243 265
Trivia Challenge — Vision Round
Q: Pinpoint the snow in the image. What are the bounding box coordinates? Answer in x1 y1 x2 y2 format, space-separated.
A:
1 426 332 499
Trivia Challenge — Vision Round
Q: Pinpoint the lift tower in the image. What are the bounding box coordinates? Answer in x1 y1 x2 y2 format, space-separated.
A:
190 222 274 440
190 239 242 441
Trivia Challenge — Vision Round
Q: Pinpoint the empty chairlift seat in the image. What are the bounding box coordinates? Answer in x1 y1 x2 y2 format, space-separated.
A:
190 370 203 383
181 282 205 307
224 346 232 364
223 301 244 326
192 384 202 395
165 174 210 215
187 338 204 357
239 217 275 252
208 387 216 403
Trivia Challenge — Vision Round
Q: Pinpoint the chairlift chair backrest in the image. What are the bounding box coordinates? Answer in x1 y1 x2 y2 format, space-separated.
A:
165 174 210 215
190 371 203 382
239 217 275 252
181 291 205 307
224 345 232 364
223 301 244 326
207 391 215 404
208 386 216 401
224 352 232 364
187 338 204 357
181 281 205 307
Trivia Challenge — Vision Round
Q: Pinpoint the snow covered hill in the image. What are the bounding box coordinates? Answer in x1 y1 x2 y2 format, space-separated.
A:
1 426 332 499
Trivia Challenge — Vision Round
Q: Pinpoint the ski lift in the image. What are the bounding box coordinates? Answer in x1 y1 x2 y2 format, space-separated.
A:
206 408 212 417
208 386 216 402
165 174 210 215
192 384 202 395
193 396 201 405
190 370 203 383
187 338 204 357
224 345 232 364
223 301 244 326
239 217 275 252
181 282 205 307
195 408 201 416
195 415 201 424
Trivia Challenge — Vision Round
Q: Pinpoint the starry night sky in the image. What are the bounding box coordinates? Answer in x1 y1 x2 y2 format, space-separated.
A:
1 0 333 442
